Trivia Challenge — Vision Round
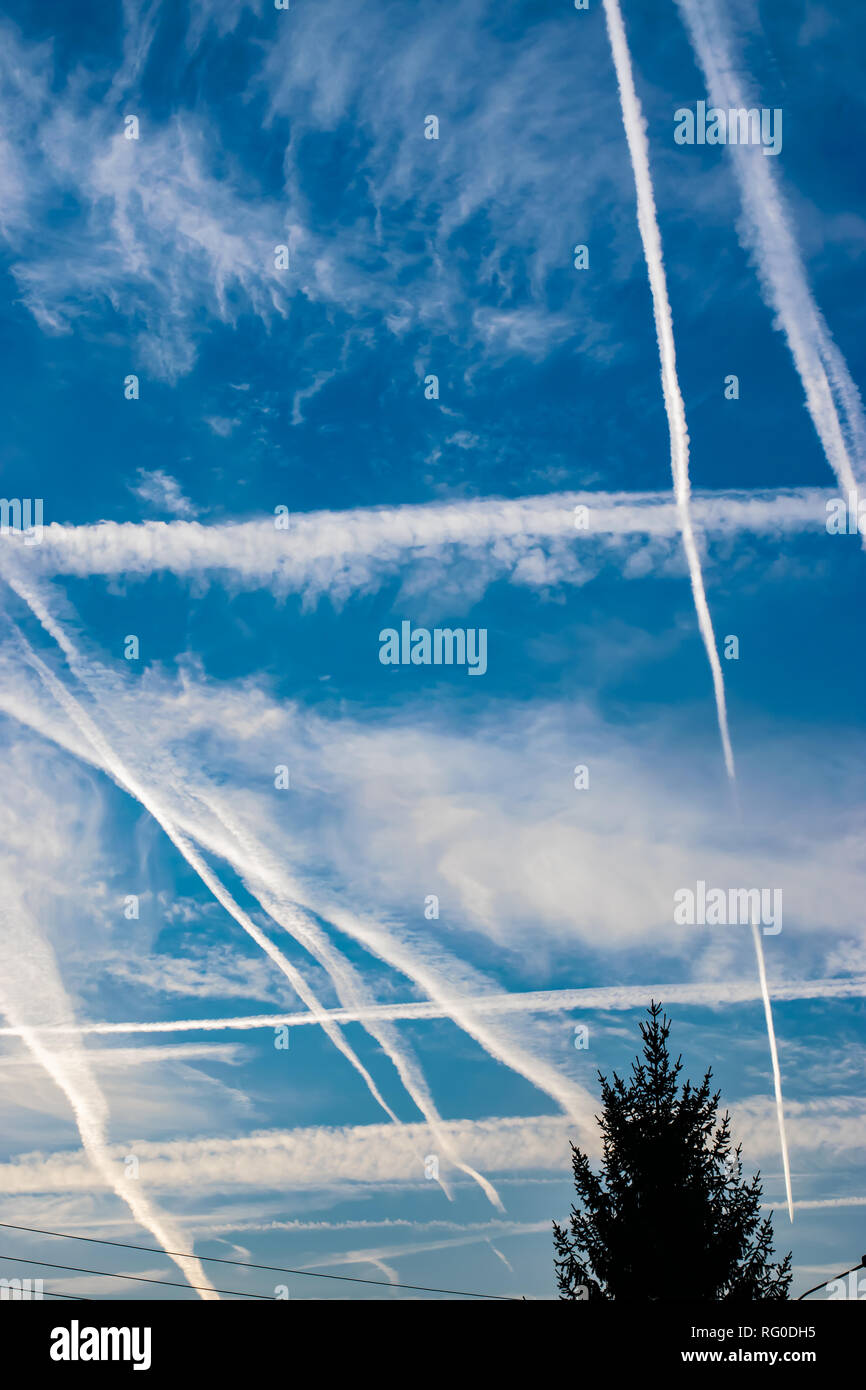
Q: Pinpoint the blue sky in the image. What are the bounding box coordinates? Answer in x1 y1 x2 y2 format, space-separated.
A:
0 0 863 1300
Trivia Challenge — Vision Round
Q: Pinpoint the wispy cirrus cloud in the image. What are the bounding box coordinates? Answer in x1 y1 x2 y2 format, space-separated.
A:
0 1 641 384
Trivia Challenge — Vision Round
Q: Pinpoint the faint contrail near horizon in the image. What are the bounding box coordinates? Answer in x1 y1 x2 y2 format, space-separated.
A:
602 0 793 1219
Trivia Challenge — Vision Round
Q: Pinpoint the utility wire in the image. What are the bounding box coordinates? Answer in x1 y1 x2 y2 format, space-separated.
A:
0 1253 274 1300
0 1220 519 1300
797 1259 864 1300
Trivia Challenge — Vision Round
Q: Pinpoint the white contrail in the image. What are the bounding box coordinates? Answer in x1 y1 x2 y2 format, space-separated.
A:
0 575 501 1208
751 919 794 1221
300 1226 542 1276
5 620 404 1134
166 783 502 1205
0 488 828 596
295 893 603 1126
777 1198 866 1212
194 796 502 1207
0 908 218 1300
144 787 594 1136
0 556 793 1209
675 0 865 498
0 562 596 1136
0 598 594 1133
152 758 597 1127
4 973 858 1037
0 1113 577 1197
0 610 596 1131
602 0 734 781
602 0 793 1216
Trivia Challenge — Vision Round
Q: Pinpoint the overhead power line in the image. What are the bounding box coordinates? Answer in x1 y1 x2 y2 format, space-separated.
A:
0 1253 274 1300
0 1220 519 1300
797 1259 865 1300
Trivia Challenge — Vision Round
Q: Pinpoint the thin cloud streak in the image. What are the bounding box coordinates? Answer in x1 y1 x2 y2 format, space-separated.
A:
0 1096 855 1198
3 611 406 1138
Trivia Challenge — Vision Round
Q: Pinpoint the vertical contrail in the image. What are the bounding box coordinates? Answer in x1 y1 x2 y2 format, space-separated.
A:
751 919 794 1221
602 0 793 1217
602 0 734 782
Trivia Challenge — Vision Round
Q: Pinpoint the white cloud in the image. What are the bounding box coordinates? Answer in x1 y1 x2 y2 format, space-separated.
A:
131 469 198 519
0 1 645 378
203 417 240 439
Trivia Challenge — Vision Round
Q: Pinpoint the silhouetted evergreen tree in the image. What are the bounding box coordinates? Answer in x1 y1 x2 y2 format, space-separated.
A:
553 1002 792 1300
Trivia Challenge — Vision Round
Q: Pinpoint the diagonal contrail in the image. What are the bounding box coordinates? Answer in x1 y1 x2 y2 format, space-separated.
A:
0 910 219 1300
0 584 596 1131
193 795 503 1207
675 0 865 502
0 571 501 1208
602 0 792 1219
5 620 402 1128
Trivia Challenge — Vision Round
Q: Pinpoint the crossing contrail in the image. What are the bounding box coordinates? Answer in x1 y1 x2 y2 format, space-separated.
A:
0 557 599 1138
4 619 402 1130
602 0 792 1219
0 570 502 1208
0 582 596 1132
